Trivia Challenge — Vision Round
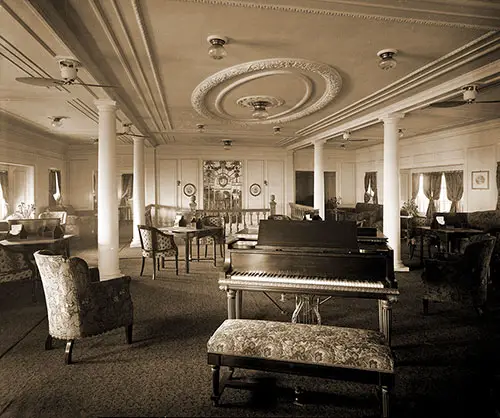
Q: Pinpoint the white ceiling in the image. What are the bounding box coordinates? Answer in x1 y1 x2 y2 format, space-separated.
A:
1 0 500 150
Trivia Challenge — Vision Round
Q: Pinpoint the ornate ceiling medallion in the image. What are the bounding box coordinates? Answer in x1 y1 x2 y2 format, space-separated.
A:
191 58 342 125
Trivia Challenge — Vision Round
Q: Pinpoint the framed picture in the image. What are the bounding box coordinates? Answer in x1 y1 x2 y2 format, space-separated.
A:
471 171 489 190
249 183 261 197
183 183 196 197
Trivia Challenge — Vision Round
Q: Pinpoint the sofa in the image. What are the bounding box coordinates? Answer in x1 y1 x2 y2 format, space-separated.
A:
343 203 384 229
0 244 35 284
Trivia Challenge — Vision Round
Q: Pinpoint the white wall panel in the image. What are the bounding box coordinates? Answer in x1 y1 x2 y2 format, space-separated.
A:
267 160 284 214
247 160 265 209
180 159 199 208
70 160 93 210
158 159 178 206
340 162 355 206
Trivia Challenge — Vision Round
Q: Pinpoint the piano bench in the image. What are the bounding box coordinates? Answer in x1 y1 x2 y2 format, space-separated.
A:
207 319 395 418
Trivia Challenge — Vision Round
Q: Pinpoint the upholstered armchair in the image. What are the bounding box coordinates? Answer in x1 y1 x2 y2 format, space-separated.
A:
421 234 496 316
197 216 225 259
33 250 134 364
137 225 178 279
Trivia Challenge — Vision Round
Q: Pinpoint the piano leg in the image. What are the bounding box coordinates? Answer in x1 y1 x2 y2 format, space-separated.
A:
227 290 236 319
378 299 393 346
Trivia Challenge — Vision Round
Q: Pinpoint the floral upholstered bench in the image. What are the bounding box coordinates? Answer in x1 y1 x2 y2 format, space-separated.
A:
207 319 395 418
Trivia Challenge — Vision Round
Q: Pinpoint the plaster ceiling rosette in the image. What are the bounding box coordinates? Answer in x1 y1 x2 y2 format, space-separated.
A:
191 58 342 125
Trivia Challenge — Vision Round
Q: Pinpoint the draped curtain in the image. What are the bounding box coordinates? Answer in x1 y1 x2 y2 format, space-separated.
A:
423 172 442 218
0 171 8 214
120 174 134 206
444 171 464 213
48 169 62 207
363 172 378 203
497 162 500 210
411 173 419 201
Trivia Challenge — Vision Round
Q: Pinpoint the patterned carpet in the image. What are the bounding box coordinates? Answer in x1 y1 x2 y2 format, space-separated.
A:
0 238 499 417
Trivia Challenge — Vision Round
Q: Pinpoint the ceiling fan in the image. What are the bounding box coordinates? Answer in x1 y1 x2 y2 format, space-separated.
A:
16 56 117 88
429 84 500 108
116 123 149 138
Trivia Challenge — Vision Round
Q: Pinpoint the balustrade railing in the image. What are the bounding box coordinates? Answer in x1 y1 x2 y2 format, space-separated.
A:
288 202 317 220
145 204 272 236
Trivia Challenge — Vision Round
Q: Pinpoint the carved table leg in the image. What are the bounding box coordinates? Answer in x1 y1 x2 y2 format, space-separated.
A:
379 300 393 346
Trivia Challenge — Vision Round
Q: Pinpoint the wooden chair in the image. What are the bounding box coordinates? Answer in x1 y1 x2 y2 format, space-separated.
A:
137 225 178 279
197 216 225 259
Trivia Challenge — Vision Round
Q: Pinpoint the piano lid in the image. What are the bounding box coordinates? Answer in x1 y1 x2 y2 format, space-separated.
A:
257 220 359 250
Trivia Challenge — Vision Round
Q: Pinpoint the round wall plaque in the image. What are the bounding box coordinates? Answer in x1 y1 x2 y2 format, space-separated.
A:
249 183 261 197
183 183 196 197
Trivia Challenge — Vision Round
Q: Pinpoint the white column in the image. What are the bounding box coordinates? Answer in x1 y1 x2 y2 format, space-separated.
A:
95 99 121 279
381 113 408 272
130 137 145 248
313 139 327 220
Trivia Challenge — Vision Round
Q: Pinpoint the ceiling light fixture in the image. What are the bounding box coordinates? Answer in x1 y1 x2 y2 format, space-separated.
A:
222 139 232 150
207 35 228 60
398 128 405 138
196 123 205 132
377 48 398 70
49 116 68 128
273 126 281 135
251 101 270 119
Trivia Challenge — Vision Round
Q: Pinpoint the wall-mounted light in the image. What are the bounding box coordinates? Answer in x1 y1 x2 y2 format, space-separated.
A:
49 116 69 128
196 123 205 132
177 180 181 186
207 35 228 60
264 180 268 186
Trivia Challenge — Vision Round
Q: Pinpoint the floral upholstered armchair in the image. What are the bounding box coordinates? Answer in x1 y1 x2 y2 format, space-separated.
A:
34 250 134 364
137 225 178 279
421 234 496 316
197 216 225 259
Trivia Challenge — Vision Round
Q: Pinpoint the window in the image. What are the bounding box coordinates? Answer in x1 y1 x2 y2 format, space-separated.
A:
0 171 8 220
366 179 375 203
0 183 5 220
414 172 459 215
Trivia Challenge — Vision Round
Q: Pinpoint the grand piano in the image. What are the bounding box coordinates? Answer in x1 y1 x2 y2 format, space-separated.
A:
220 220 399 344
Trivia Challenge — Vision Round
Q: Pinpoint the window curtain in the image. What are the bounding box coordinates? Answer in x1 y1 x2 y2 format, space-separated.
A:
497 162 500 210
423 172 441 218
411 173 419 201
444 171 464 213
48 169 61 207
0 171 8 213
363 172 378 203
120 174 133 206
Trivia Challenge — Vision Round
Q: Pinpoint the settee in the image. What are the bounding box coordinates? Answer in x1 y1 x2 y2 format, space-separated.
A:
0 244 35 284
343 203 384 229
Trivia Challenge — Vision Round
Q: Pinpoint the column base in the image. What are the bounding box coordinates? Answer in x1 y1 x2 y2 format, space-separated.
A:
130 238 141 248
394 260 409 272
99 271 123 281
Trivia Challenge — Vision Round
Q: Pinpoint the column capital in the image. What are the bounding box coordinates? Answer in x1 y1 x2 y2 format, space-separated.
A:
379 112 405 124
133 136 145 144
94 99 117 111
313 138 328 146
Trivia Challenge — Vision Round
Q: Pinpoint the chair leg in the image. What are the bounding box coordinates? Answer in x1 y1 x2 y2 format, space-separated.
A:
380 385 390 418
175 255 179 275
140 257 145 276
64 340 74 365
422 299 429 315
162 256 165 269
152 258 156 280
219 244 224 259
125 324 133 344
45 334 53 350
205 244 208 258
211 365 221 406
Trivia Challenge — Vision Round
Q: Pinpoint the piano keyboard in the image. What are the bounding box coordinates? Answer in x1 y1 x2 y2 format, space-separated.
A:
229 270 385 288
